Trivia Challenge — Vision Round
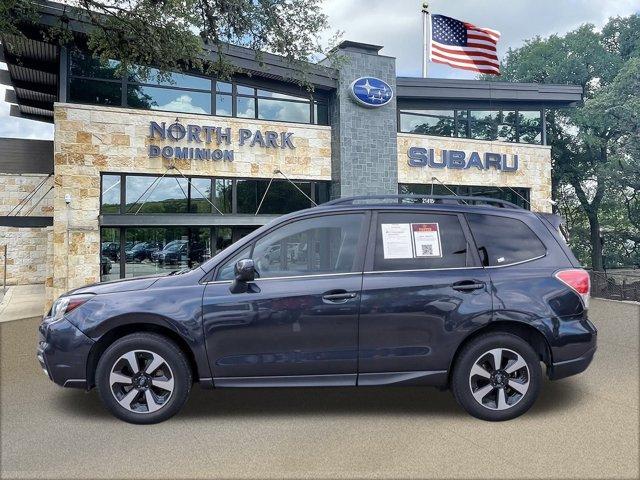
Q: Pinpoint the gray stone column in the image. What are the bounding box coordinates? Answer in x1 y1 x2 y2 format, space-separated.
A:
322 41 398 198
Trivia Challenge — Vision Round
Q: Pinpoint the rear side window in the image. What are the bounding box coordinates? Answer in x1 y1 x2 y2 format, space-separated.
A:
373 212 470 271
467 214 546 266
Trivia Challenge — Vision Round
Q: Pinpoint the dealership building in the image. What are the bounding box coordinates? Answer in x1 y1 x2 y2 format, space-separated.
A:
0 2 582 308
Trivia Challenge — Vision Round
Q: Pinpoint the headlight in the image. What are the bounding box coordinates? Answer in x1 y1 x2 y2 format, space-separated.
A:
50 294 94 322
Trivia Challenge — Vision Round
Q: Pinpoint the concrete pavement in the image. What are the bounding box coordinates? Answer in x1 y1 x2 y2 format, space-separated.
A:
1 298 638 479
0 284 44 323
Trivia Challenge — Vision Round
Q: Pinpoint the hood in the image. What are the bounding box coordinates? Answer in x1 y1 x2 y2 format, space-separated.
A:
67 275 161 296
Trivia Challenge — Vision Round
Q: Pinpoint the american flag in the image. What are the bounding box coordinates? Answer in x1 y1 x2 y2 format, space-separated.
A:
429 14 501 75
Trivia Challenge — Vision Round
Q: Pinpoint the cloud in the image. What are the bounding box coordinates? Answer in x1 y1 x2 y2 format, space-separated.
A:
155 94 209 114
321 0 640 78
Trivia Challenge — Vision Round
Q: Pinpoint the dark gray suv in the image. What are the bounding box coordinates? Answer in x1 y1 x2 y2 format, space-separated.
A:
38 195 596 424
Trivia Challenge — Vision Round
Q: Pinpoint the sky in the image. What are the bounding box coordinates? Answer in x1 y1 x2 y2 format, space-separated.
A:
1 0 639 140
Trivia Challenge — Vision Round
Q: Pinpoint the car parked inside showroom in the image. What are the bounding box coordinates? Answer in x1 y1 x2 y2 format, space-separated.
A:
38 195 596 424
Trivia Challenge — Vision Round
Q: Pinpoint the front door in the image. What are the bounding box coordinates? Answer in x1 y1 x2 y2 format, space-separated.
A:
358 210 493 383
202 212 369 384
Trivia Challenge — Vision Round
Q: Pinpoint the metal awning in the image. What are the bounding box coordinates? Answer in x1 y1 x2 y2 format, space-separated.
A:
0 34 59 123
396 77 583 109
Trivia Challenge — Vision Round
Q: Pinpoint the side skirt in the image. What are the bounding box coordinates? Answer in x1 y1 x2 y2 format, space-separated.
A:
205 370 448 388
357 370 448 386
213 374 357 388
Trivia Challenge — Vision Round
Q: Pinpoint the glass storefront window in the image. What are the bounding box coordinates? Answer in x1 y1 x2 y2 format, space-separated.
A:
216 81 232 93
102 175 329 216
400 110 455 137
214 227 233 255
399 183 531 209
126 85 211 114
124 227 189 278
236 179 258 213
215 93 232 116
518 111 542 144
237 85 255 95
257 98 310 123
236 179 314 214
125 176 188 214
213 179 232 214
128 66 211 90
68 49 326 125
189 178 212 213
314 102 329 125
455 110 469 137
400 108 542 144
69 78 122 106
101 175 121 213
314 182 331 205
469 110 497 140
100 228 122 282
236 96 255 118
70 49 121 79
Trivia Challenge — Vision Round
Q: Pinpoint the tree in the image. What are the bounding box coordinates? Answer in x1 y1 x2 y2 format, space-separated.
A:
486 16 640 270
1 0 334 86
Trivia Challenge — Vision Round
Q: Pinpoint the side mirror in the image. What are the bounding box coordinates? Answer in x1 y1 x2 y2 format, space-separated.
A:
230 258 255 293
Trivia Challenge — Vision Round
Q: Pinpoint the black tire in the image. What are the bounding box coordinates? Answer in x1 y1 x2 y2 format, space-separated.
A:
451 333 542 421
95 333 192 424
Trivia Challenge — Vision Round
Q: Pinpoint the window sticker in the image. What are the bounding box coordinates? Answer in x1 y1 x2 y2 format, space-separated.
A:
411 223 442 258
381 223 413 259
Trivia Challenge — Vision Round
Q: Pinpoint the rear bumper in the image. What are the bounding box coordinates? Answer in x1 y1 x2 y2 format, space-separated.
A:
548 344 597 380
37 317 94 389
547 316 597 380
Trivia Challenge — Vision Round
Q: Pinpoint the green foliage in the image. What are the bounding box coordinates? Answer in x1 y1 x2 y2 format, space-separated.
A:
3 0 335 88
484 15 640 270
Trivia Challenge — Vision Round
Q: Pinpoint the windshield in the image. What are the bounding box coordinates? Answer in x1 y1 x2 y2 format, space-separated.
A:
165 242 184 252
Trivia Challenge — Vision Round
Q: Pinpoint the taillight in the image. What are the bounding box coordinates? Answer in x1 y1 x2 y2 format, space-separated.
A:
555 269 590 308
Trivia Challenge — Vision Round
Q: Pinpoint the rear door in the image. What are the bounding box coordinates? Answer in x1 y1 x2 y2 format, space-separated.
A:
358 210 493 383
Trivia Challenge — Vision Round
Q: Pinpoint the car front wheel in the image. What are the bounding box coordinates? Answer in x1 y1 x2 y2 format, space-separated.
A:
95 333 192 424
451 333 541 421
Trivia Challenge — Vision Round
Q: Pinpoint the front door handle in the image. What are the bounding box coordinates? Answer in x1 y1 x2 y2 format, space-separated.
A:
322 290 358 303
451 280 486 292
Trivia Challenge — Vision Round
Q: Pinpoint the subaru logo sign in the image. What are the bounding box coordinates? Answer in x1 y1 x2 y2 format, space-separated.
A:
349 77 393 108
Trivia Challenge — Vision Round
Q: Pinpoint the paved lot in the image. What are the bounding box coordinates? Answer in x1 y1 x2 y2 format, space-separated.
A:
1 298 638 479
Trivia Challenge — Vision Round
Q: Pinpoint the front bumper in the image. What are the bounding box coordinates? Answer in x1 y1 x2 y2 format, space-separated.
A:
37 317 95 389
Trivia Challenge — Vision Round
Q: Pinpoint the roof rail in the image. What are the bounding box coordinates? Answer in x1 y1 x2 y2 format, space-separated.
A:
322 195 523 209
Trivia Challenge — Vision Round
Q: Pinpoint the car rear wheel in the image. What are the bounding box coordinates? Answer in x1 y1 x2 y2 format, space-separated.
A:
96 333 192 424
451 333 541 421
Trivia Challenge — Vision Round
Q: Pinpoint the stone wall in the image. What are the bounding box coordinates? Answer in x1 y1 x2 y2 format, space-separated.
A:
49 103 332 305
325 48 398 197
0 174 53 286
397 134 552 212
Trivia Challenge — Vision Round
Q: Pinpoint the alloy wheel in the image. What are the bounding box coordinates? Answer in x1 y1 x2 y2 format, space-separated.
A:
109 349 175 414
468 348 530 411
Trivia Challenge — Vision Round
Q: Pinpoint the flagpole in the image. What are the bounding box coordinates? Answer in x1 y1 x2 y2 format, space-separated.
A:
422 2 430 77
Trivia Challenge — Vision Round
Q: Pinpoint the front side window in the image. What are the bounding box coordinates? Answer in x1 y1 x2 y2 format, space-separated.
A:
466 214 546 266
373 212 469 271
250 214 364 279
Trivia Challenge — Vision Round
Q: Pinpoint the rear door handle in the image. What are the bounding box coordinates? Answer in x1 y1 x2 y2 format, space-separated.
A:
322 290 358 303
451 280 486 291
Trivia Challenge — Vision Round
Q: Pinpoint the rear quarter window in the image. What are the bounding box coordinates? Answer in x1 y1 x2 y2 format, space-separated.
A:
467 213 546 266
